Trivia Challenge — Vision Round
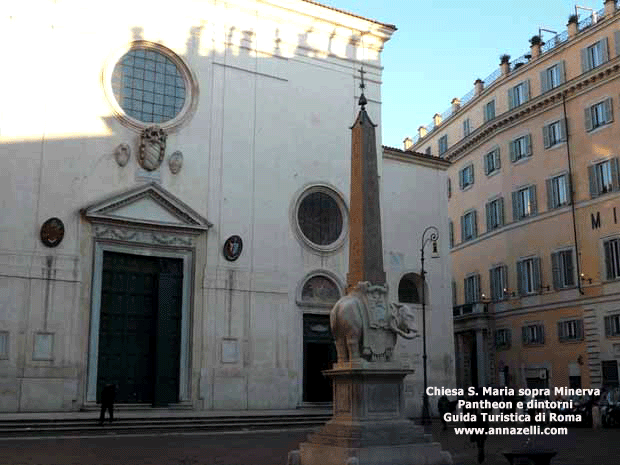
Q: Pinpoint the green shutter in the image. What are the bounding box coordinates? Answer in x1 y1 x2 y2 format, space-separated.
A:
470 165 475 185
529 184 537 215
460 215 465 243
533 257 541 291
475 274 481 302
459 169 464 189
551 252 561 289
517 261 525 295
525 134 532 156
486 202 491 231
605 240 614 279
510 140 517 162
559 60 566 84
522 325 528 344
581 47 589 73
495 148 501 170
585 106 593 132
604 97 614 123
577 320 583 340
543 125 550 149
546 178 554 210
523 80 530 103
512 191 519 221
499 197 505 226
566 250 575 286
472 210 478 238
449 221 454 248
558 321 564 341
508 87 515 110
540 69 549 93
588 165 599 198
560 118 567 142
540 324 545 344
611 158 620 192
602 37 609 64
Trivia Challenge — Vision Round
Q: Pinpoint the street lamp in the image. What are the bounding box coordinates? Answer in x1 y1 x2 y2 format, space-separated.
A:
420 225 439 430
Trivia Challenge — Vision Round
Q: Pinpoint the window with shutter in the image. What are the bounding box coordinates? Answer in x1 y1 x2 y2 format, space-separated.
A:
495 329 511 350
606 315 620 337
558 319 583 342
517 258 539 295
604 238 620 280
490 265 507 301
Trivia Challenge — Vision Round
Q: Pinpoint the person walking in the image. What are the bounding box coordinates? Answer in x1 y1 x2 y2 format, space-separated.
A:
438 395 450 431
99 383 116 425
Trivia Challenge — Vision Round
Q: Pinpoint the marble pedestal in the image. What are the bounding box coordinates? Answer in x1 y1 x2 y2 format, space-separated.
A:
289 362 452 465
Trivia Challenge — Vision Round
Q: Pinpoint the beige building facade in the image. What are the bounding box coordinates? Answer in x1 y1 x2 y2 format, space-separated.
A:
410 0 620 392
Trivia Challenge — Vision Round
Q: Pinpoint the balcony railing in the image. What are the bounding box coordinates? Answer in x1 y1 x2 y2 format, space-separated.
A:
453 302 488 317
411 5 607 146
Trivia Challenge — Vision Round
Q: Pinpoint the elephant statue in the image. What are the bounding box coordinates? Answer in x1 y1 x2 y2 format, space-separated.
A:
330 282 418 363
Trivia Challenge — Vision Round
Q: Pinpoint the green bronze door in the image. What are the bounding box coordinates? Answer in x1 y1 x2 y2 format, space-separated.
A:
97 252 183 405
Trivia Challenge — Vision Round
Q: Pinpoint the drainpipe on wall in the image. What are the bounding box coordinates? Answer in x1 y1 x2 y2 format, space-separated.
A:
563 92 584 295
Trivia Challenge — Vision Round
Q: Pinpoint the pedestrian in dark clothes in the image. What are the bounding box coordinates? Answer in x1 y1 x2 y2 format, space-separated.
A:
470 407 489 464
99 384 116 425
438 395 450 430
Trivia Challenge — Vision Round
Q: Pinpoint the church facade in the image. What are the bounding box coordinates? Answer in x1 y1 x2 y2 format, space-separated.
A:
0 0 454 413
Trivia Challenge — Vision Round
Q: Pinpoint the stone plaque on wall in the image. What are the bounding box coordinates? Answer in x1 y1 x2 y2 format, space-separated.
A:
221 338 239 364
33 333 54 360
367 384 398 412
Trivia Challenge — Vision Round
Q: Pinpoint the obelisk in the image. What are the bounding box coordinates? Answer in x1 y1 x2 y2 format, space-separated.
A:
288 69 452 465
347 68 386 290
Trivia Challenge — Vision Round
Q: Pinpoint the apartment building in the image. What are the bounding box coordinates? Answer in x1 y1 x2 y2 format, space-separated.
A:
408 0 620 392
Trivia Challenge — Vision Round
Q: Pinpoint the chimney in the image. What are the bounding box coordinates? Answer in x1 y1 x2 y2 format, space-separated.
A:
451 98 461 114
403 137 413 151
418 125 428 139
433 113 442 127
474 79 484 96
605 0 616 17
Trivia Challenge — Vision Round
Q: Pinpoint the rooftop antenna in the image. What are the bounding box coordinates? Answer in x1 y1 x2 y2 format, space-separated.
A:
538 27 557 39
575 5 598 24
358 66 367 109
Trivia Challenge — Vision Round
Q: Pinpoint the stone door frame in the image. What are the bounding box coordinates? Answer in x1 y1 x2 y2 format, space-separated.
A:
86 241 193 403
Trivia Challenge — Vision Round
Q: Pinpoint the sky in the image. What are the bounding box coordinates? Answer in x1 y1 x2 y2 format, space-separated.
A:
319 0 603 149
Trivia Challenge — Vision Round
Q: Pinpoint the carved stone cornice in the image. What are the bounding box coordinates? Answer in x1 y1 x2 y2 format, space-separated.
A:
94 225 194 247
446 58 620 163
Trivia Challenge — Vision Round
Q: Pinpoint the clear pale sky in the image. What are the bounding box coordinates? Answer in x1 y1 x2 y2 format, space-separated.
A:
320 0 603 149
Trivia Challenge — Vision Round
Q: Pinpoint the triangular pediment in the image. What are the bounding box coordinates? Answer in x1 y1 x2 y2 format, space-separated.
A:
82 183 211 232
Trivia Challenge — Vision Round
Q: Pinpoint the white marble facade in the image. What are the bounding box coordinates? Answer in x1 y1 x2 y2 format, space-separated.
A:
0 0 454 413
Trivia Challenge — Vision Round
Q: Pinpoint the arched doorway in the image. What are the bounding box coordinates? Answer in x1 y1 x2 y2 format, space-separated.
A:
298 273 341 404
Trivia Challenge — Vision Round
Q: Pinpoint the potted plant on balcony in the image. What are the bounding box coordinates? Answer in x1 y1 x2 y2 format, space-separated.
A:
567 14 578 38
530 35 542 58
500 54 511 76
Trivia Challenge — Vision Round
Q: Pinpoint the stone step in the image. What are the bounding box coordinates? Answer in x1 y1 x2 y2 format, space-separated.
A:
0 412 331 438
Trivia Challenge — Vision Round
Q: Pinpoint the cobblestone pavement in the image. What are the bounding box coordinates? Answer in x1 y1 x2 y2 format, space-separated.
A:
0 421 619 465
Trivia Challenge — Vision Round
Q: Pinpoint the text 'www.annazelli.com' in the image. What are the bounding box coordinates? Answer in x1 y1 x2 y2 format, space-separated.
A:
454 426 568 436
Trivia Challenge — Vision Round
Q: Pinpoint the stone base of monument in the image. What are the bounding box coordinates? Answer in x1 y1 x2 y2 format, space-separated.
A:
288 362 452 465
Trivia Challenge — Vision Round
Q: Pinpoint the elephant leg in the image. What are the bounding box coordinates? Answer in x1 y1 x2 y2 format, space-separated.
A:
347 337 360 361
335 338 348 362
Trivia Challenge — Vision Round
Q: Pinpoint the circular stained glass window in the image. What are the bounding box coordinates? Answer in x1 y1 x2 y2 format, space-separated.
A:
111 47 186 124
297 191 344 247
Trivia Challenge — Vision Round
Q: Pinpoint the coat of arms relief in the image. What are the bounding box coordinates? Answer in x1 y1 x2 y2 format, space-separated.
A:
138 126 167 171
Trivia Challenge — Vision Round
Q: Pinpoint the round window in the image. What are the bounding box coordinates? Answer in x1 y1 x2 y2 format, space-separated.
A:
111 47 186 124
294 186 347 252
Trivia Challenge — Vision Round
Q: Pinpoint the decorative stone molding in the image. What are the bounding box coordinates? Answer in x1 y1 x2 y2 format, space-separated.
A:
94 225 194 246
169 150 183 174
139 126 167 171
296 270 344 308
114 143 131 167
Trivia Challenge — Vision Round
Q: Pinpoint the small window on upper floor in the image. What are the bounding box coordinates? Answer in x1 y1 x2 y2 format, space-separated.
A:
557 319 583 342
541 61 565 93
484 148 501 175
581 38 609 73
459 164 474 190
551 249 575 289
486 197 504 231
438 135 448 156
517 257 541 296
463 118 471 137
604 237 620 281
484 100 496 123
585 98 614 132
546 173 570 209
543 120 567 148
508 80 530 110
522 323 545 345
605 314 620 337
588 158 619 198
461 210 478 242
512 185 537 221
509 134 532 163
